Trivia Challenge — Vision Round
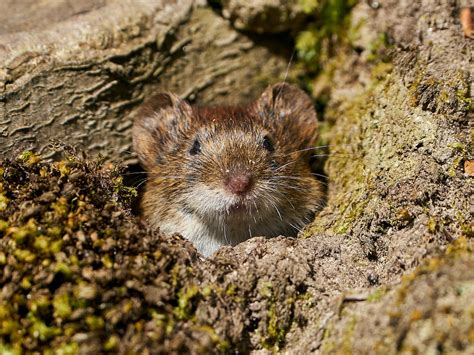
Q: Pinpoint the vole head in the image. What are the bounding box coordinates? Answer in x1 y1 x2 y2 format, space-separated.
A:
133 83 322 234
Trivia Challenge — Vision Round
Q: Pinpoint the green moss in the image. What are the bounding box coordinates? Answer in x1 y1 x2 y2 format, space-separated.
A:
201 285 212 298
340 316 357 354
29 319 61 341
17 151 41 165
103 335 120 351
306 80 379 235
33 235 49 252
456 82 473 111
335 197 369 234
366 33 390 62
446 236 472 258
427 217 437 233
51 197 69 217
295 0 356 72
28 294 51 314
262 303 287 351
101 254 113 268
193 325 230 352
174 285 200 320
407 69 431 108
448 156 463 177
0 193 9 211
371 62 393 82
257 280 297 351
54 342 79 355
9 218 38 244
299 0 319 13
225 284 236 296
0 344 21 355
448 142 467 152
14 248 37 263
53 293 73 320
85 315 105 330
0 154 212 352
446 143 467 176
54 262 72 276
0 219 8 232
461 223 474 238
259 281 273 298
408 67 473 114
21 276 32 289
367 287 387 302
113 176 138 201
396 208 413 222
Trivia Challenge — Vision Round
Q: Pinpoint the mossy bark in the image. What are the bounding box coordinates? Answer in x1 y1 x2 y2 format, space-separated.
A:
0 0 473 353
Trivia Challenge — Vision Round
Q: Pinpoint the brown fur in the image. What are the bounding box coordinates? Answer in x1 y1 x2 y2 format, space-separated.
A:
133 83 324 256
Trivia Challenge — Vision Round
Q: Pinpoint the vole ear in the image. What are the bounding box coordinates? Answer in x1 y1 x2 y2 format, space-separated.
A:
133 92 192 170
256 83 317 138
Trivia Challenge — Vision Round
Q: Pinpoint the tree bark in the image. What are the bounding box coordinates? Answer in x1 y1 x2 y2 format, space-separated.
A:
0 0 288 163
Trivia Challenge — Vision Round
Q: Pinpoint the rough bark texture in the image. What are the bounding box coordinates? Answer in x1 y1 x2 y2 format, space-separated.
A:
220 0 309 33
0 0 288 164
0 0 473 354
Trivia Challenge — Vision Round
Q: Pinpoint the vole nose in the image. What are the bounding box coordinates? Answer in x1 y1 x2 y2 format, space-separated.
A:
225 173 252 195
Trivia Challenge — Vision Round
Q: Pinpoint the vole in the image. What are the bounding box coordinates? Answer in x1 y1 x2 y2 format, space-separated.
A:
133 83 323 257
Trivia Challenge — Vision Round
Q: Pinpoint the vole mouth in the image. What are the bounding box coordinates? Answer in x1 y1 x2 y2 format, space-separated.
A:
226 201 248 214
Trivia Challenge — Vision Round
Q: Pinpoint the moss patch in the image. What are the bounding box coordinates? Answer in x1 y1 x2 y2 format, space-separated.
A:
0 153 211 353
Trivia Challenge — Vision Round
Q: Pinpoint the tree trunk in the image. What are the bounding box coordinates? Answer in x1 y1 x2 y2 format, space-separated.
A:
0 0 288 163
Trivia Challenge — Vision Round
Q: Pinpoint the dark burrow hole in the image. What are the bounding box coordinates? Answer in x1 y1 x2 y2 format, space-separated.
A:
122 162 146 216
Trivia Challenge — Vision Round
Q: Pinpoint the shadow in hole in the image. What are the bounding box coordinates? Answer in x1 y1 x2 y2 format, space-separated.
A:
310 147 329 209
122 162 146 216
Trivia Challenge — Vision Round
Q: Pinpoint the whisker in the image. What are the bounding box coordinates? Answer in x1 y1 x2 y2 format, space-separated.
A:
310 172 329 179
252 201 258 224
280 50 295 87
135 178 151 189
270 201 283 221
122 171 148 176
274 160 298 171
279 144 360 157
223 222 228 244
275 175 310 180
122 170 187 179
310 154 354 158
266 181 310 191
289 222 303 233
269 178 329 188
282 195 296 210
273 174 330 183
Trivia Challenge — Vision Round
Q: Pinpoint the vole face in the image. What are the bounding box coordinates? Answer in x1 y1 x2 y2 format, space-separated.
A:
133 83 323 255
181 124 282 219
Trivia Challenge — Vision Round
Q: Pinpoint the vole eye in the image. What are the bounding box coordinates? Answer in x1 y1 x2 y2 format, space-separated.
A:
262 135 274 152
189 139 201 155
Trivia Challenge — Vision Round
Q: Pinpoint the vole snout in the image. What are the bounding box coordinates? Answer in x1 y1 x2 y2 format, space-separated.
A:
225 173 253 195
